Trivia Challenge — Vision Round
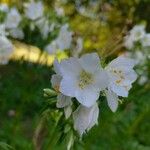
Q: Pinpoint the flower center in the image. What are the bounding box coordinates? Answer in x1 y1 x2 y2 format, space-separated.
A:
78 70 93 89
110 68 125 85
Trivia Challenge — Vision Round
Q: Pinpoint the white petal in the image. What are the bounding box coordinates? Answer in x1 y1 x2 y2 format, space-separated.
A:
64 105 72 119
53 59 61 75
60 76 78 97
75 87 100 107
73 103 99 136
56 93 72 108
105 89 119 112
51 74 62 89
121 69 137 85
79 53 102 73
107 56 136 69
94 70 109 90
60 57 82 77
87 103 99 131
110 83 129 97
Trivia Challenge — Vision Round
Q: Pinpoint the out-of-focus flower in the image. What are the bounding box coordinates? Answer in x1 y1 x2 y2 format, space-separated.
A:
5 8 21 29
124 25 146 49
9 28 24 39
138 75 148 85
0 36 13 64
105 56 137 111
25 1 43 20
36 18 50 39
73 103 99 136
130 25 145 42
60 53 108 107
45 41 58 54
71 37 83 57
124 35 134 49
0 3 9 12
51 60 72 119
0 24 7 36
56 24 73 50
55 7 64 16
141 33 150 47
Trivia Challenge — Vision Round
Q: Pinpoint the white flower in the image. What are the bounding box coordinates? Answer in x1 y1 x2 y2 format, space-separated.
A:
55 7 64 16
0 36 13 64
51 60 72 119
138 75 148 85
0 3 9 12
124 25 146 49
130 25 146 42
124 35 134 49
5 8 21 29
35 17 50 39
25 1 43 20
56 24 73 50
106 56 137 97
45 41 58 54
73 103 99 136
141 34 150 47
9 28 24 39
60 53 108 107
105 56 137 111
105 89 119 112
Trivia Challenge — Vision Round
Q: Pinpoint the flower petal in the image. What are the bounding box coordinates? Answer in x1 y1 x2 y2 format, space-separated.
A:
105 89 119 112
56 93 72 108
79 53 102 73
64 105 72 119
53 59 62 75
60 57 82 77
60 76 78 97
108 56 136 69
51 74 62 89
75 87 100 107
73 103 99 136
94 70 109 90
110 83 129 97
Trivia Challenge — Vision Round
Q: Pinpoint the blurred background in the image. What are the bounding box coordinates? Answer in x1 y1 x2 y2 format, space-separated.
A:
0 0 150 149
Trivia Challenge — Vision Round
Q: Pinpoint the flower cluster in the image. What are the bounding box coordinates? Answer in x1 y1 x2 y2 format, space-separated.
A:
45 24 83 57
0 1 83 65
50 53 137 136
124 24 150 49
124 24 150 85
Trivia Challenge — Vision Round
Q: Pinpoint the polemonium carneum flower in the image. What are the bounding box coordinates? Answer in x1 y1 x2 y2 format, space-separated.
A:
105 56 137 111
25 1 43 20
5 8 21 29
56 24 73 50
60 53 108 107
141 34 150 47
51 60 72 119
0 36 13 64
73 103 99 136
9 28 24 39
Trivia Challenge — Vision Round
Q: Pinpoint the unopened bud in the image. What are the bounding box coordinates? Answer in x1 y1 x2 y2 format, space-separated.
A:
43 88 57 97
